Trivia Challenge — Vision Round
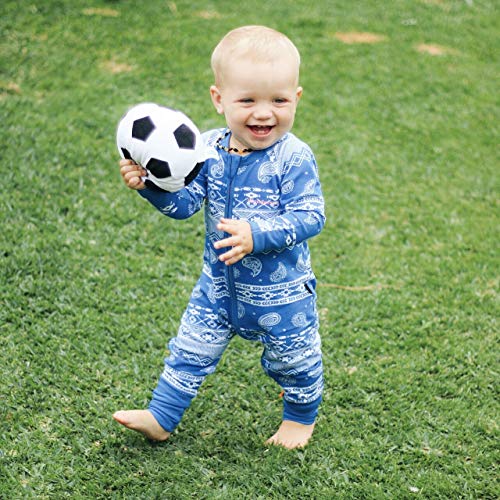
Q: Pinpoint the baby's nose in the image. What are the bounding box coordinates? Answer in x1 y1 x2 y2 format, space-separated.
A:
252 104 273 120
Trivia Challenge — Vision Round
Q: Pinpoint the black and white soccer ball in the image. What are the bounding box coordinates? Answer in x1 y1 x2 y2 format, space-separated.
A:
116 103 208 192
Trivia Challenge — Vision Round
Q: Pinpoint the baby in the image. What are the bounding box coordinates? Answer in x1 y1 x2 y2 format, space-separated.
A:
114 25 325 449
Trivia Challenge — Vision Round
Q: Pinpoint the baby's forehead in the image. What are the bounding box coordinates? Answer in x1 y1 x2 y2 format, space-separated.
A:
227 36 298 61
219 48 300 76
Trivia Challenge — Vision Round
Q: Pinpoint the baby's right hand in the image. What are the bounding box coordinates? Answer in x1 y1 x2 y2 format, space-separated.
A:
119 159 146 190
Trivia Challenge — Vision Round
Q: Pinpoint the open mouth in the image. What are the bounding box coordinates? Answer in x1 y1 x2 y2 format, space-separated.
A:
248 125 274 136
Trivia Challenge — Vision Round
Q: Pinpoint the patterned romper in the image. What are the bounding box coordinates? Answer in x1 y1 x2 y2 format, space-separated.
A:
139 129 326 432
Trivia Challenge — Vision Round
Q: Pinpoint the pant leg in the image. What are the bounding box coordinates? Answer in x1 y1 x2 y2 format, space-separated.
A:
149 296 233 432
260 320 323 426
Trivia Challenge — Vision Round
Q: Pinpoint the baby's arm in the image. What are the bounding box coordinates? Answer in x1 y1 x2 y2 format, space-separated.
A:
250 149 325 254
119 159 146 190
119 158 208 220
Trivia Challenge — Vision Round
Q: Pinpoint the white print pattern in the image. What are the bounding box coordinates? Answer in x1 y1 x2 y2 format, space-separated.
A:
207 284 215 304
285 149 313 173
296 254 311 273
235 280 311 307
258 159 280 183
237 302 245 319
161 367 204 397
210 160 224 178
303 179 317 194
282 179 294 194
283 377 323 404
270 262 287 283
258 312 282 330
291 312 307 327
305 212 321 225
241 256 262 277
160 201 178 215
208 248 218 264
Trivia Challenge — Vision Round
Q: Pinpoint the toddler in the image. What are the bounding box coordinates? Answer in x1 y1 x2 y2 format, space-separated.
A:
114 25 325 449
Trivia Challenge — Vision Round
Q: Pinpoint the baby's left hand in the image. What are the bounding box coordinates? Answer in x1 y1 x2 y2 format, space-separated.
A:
214 218 253 265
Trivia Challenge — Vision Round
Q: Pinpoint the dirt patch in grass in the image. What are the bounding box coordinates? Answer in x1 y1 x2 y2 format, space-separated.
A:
334 32 388 44
416 43 457 55
100 60 134 74
419 0 452 11
196 10 222 19
82 8 120 17
0 82 21 100
1 82 21 94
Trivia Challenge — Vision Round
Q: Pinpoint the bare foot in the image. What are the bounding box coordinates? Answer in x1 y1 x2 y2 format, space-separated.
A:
265 420 315 449
113 410 170 442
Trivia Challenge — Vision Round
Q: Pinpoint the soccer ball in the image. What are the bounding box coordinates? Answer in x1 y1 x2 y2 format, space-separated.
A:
116 103 208 192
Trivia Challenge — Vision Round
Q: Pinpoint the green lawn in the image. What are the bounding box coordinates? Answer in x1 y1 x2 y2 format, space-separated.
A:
1 0 498 498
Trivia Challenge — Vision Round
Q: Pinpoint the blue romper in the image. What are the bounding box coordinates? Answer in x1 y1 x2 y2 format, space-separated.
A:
139 129 326 432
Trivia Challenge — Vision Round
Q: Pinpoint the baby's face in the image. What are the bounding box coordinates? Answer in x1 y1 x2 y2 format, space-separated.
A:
211 55 302 152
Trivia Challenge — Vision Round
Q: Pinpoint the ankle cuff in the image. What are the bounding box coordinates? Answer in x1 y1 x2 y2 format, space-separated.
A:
283 397 322 425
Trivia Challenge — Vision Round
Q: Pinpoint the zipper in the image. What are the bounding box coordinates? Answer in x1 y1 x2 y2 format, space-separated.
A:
224 153 241 329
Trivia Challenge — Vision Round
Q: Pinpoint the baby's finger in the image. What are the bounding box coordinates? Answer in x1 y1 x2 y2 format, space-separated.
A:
214 236 238 250
217 218 239 233
123 170 139 182
121 164 146 177
129 176 145 189
126 174 146 189
220 247 245 265
119 158 137 167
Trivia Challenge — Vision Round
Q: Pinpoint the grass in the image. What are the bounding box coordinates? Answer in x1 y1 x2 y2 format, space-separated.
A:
1 0 498 497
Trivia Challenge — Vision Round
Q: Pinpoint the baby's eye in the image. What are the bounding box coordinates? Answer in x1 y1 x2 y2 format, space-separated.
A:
239 98 254 103
274 98 288 104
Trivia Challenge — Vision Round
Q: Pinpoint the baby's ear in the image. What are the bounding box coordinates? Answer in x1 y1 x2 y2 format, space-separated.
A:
210 85 224 114
296 86 303 101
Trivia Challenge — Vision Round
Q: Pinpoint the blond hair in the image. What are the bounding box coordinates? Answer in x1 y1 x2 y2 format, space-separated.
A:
211 25 301 86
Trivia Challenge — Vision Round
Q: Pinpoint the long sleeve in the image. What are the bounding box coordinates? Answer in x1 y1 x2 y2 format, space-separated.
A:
249 148 325 254
138 163 208 220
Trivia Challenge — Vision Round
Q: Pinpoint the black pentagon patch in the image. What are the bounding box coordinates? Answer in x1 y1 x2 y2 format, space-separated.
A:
146 158 171 178
132 116 155 141
121 147 132 160
173 124 196 149
184 162 204 186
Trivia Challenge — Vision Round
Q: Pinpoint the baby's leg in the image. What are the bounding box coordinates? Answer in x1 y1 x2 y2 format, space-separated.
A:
113 299 232 441
261 325 323 449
